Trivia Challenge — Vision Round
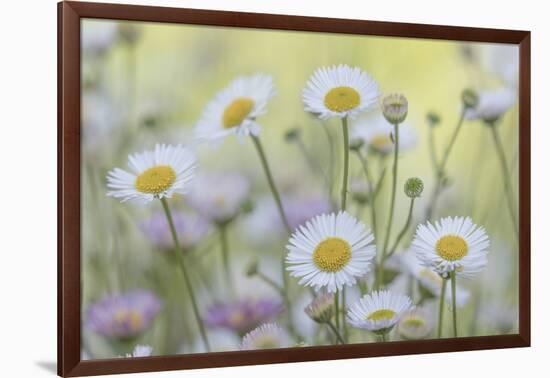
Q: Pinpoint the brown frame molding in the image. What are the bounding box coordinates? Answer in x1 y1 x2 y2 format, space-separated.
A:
58 1 531 376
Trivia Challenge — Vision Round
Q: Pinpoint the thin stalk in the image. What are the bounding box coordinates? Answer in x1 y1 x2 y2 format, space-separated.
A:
450 271 458 337
425 108 466 220
326 321 346 344
334 292 340 332
428 125 439 174
280 256 298 338
378 123 400 289
380 333 388 342
251 135 291 233
489 124 519 240
342 288 348 342
321 121 336 209
256 271 284 295
340 117 350 211
218 223 234 294
386 198 416 258
354 150 378 241
437 278 448 338
160 198 210 352
295 136 329 186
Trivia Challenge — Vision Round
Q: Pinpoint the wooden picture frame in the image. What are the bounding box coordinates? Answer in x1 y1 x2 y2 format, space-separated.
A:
58 1 531 376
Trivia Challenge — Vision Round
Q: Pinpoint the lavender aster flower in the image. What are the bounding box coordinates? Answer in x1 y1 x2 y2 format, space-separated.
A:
139 211 210 251
85 290 162 340
204 298 283 335
284 196 332 230
187 172 250 223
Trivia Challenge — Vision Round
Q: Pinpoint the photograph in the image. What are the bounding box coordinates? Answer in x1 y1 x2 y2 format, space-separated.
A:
79 17 520 359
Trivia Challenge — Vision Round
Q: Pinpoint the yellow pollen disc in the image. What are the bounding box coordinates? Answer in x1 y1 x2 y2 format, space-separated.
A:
403 317 424 327
313 237 352 272
324 86 361 112
223 97 255 128
367 309 396 321
114 310 143 331
436 235 468 261
256 336 278 349
135 165 176 194
370 134 393 150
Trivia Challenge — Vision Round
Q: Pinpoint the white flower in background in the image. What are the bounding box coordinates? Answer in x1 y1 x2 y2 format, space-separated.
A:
347 291 413 334
194 74 275 143
465 88 516 123
399 252 470 306
286 211 376 293
485 45 519 88
412 216 490 278
124 344 153 358
82 21 118 56
397 309 433 340
239 323 291 350
106 144 196 203
351 114 417 155
187 172 250 223
303 64 380 120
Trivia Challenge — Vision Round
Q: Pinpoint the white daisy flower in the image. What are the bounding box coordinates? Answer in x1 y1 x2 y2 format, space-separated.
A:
397 308 433 340
194 74 275 143
351 114 417 155
123 344 153 358
412 216 490 278
239 323 291 350
286 211 376 293
106 144 196 203
347 290 413 334
303 64 380 120
400 252 470 307
465 88 516 123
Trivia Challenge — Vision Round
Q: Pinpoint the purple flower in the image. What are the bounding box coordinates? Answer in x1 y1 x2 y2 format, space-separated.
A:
284 196 332 230
85 289 162 340
139 211 210 251
204 298 283 335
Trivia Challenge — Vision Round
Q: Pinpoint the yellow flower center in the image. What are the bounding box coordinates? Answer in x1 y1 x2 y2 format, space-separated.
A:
135 165 176 194
255 336 278 349
403 317 425 328
367 309 396 321
324 86 361 112
313 237 352 272
114 310 143 332
370 134 393 150
223 97 255 128
436 235 468 261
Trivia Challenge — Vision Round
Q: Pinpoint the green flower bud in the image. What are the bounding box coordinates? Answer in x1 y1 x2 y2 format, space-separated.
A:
461 89 479 109
426 111 441 127
284 128 301 142
404 177 424 198
349 138 364 151
245 259 259 277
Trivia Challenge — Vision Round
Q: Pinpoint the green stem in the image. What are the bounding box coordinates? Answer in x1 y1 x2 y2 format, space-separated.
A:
321 121 336 209
428 125 439 174
340 117 350 211
251 135 291 233
380 333 388 342
327 321 346 344
425 108 466 221
280 257 298 339
160 198 210 352
378 123 400 289
437 278 448 338
296 137 329 186
387 198 415 258
218 223 234 295
354 150 378 242
257 271 284 295
334 292 340 332
450 271 458 337
342 288 348 342
489 124 519 240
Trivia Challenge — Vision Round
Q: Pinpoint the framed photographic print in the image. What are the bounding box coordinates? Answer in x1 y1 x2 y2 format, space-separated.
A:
58 1 531 376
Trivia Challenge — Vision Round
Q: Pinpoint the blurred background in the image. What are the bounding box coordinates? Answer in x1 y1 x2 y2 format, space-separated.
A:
80 18 519 359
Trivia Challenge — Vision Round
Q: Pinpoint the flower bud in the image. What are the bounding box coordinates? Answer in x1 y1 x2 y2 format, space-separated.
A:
284 128 301 142
382 94 408 124
349 138 364 152
245 259 259 277
404 177 424 198
461 89 479 109
304 293 334 323
426 112 441 127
